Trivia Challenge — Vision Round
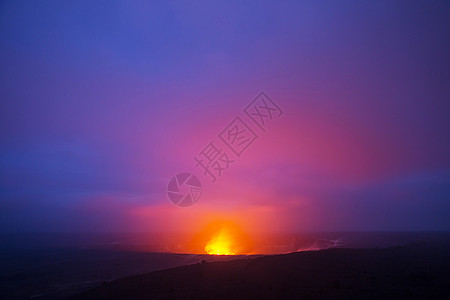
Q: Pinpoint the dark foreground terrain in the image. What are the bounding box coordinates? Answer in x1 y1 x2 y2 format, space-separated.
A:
0 250 252 299
73 243 450 300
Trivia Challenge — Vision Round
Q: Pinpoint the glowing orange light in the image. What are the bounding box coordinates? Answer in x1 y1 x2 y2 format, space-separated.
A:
188 219 253 255
204 228 236 255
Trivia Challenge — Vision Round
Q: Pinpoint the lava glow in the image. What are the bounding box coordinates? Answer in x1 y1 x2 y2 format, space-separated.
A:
204 228 236 255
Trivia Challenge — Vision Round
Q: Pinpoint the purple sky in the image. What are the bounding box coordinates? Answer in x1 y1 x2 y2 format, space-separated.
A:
0 0 449 234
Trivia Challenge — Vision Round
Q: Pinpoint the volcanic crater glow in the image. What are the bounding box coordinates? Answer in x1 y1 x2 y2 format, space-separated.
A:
204 228 236 255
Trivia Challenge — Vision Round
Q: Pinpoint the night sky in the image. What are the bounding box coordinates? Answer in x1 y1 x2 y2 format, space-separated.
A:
1 0 449 235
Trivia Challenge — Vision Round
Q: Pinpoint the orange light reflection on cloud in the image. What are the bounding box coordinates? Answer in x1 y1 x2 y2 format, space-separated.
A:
128 201 284 254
